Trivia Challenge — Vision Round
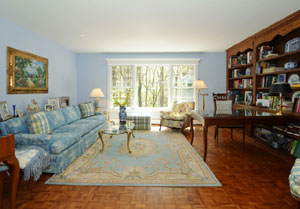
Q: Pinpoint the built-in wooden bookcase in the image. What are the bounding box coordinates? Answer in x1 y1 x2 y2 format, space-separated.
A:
226 9 300 107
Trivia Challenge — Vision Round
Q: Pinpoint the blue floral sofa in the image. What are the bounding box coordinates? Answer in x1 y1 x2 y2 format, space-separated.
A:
0 105 107 174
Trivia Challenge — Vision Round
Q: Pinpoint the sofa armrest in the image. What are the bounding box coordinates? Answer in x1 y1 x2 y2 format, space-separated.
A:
14 133 52 151
160 111 172 117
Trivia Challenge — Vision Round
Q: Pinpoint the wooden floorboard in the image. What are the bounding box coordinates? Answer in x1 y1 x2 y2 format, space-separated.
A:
2 125 297 209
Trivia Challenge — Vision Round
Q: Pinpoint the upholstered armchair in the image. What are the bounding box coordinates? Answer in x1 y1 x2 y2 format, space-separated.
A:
159 101 195 132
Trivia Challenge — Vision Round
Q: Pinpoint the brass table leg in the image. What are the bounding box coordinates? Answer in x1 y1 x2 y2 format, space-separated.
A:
98 130 104 152
132 129 135 138
126 130 132 153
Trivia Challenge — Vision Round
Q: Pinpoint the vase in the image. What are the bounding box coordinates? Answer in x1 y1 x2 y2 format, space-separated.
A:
12 105 16 118
119 106 127 125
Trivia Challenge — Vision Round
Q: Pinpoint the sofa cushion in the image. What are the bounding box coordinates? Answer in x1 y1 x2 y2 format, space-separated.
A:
6 116 29 134
46 110 66 131
61 107 81 124
28 112 51 134
49 133 81 154
53 119 99 136
73 105 82 118
84 114 107 125
80 103 95 118
0 122 9 137
15 133 52 151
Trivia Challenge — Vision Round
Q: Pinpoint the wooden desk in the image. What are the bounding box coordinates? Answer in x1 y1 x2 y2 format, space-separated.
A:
190 108 292 162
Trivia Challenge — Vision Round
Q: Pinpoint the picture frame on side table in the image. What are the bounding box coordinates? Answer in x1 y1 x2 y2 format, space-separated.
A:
44 104 53 112
59 97 70 108
16 108 23 117
7 47 48 94
48 98 60 109
0 101 12 121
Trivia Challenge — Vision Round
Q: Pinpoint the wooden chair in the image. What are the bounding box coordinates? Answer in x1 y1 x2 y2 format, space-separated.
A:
213 93 246 144
0 134 20 209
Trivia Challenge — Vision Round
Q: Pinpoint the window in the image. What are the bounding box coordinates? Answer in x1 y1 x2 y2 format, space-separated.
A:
108 59 199 109
136 66 169 107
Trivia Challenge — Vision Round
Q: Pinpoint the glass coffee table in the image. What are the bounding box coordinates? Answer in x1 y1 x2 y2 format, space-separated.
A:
98 121 135 153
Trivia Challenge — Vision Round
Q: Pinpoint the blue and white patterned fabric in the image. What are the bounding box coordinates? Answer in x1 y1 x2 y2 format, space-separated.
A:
0 105 108 174
6 116 29 134
45 110 66 131
61 106 81 124
15 146 50 181
289 158 300 198
0 122 9 137
73 105 82 119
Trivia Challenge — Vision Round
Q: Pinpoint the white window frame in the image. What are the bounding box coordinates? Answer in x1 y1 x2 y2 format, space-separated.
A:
106 58 200 111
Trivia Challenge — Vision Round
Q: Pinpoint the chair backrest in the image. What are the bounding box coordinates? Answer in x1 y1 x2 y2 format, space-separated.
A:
172 101 195 113
0 134 16 162
213 93 233 114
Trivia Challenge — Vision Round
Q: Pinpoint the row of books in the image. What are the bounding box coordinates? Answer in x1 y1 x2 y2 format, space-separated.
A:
293 98 300 113
255 127 300 157
233 79 253 88
228 51 253 68
261 75 277 88
256 92 280 109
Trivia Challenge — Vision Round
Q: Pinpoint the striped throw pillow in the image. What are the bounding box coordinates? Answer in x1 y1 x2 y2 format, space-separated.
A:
28 112 51 134
80 102 95 118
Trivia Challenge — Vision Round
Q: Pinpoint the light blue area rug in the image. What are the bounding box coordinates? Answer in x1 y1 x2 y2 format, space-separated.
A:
46 129 221 187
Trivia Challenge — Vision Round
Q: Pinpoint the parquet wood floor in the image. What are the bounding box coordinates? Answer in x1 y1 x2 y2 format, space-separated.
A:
2 126 297 209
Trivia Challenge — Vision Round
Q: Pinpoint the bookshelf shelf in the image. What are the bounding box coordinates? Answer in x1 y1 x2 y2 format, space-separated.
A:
229 75 253 80
257 87 270 90
258 50 300 62
256 68 300 76
228 63 253 70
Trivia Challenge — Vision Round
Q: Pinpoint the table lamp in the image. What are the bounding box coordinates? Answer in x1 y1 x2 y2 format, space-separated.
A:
269 83 292 115
90 88 104 110
192 80 208 111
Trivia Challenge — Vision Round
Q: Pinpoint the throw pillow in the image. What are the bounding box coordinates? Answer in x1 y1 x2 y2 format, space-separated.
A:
45 109 67 131
6 116 29 134
28 112 51 134
61 107 81 124
80 102 95 118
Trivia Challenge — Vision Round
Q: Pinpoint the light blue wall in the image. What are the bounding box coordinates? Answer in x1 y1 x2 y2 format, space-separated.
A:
0 18 77 114
76 52 226 110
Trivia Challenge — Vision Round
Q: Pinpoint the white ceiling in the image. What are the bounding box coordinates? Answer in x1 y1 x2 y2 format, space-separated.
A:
0 0 299 53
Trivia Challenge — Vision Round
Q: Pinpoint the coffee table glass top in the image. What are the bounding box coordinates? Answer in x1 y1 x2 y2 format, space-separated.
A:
104 121 135 135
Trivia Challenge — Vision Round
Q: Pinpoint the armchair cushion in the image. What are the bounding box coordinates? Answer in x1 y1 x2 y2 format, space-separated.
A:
161 114 186 121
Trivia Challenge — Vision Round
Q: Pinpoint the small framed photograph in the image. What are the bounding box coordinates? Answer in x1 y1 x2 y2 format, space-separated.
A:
16 108 23 117
0 101 12 121
244 91 252 105
44 104 53 112
59 97 70 108
48 98 60 109
278 74 286 83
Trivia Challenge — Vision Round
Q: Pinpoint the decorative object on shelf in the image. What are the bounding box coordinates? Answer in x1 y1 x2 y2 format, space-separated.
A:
277 74 286 83
7 47 48 94
58 97 70 108
192 80 208 111
244 91 253 105
12 105 16 118
284 61 298 70
16 108 23 117
288 74 300 85
292 91 300 103
259 45 273 59
245 68 251 76
27 99 40 113
285 37 300 53
270 83 292 115
0 101 12 121
89 88 104 111
48 98 60 109
44 104 53 112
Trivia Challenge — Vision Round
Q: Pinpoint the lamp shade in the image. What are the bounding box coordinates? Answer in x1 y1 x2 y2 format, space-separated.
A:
90 88 104 98
192 80 207 89
270 83 292 94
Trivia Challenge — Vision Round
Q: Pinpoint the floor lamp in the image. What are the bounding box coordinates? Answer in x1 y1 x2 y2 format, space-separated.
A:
192 80 208 112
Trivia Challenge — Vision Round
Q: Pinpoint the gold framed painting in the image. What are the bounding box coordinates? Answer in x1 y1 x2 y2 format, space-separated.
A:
7 47 48 94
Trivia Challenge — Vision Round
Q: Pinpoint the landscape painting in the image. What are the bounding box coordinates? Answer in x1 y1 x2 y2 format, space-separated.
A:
7 47 48 94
